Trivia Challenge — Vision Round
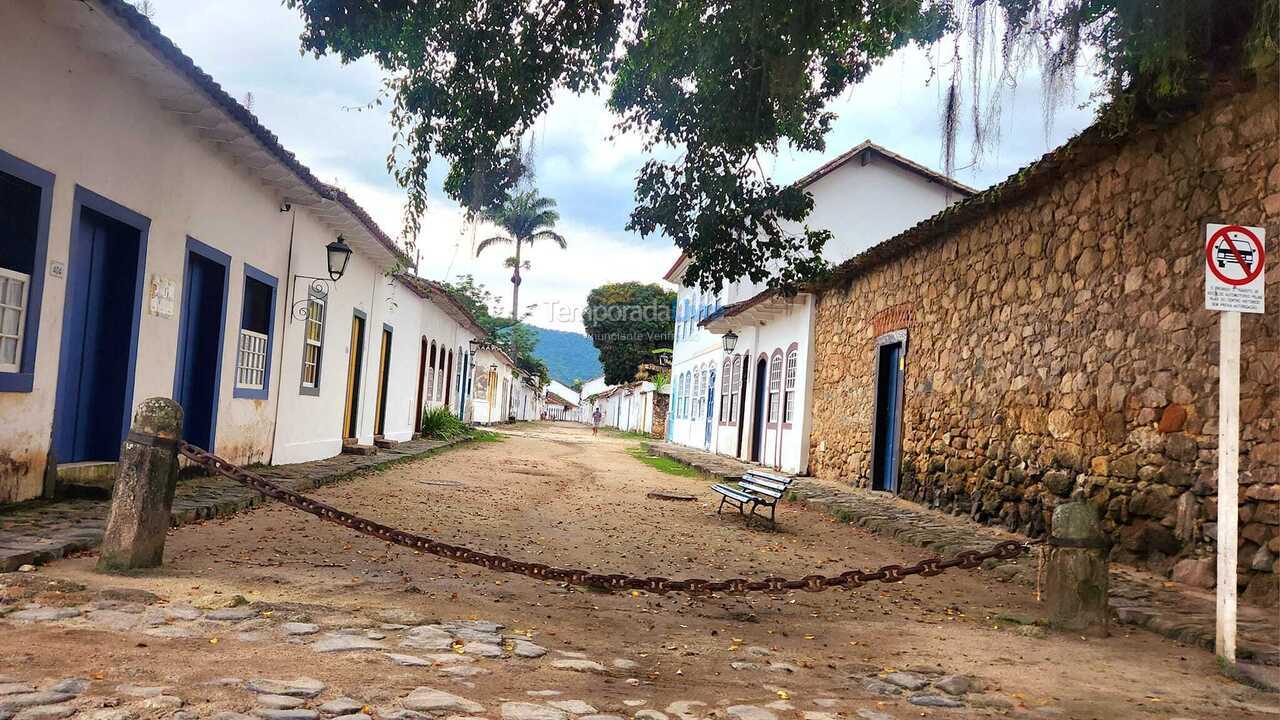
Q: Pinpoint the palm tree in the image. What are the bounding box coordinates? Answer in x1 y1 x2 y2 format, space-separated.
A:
477 190 567 319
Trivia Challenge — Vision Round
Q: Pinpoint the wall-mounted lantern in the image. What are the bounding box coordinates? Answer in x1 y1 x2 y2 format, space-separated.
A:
722 330 739 353
290 235 354 322
326 236 352 281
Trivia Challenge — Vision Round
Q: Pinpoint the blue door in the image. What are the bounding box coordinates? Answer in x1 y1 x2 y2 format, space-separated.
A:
174 242 229 451
872 342 904 492
53 206 143 463
704 368 715 448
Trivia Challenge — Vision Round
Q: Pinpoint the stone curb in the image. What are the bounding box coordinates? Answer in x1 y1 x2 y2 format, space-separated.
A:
642 441 1279 667
0 436 472 572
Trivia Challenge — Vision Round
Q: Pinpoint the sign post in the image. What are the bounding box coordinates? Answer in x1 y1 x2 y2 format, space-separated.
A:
1202 223 1266 670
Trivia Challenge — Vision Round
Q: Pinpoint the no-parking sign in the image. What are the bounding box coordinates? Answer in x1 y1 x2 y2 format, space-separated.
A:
1204 223 1266 313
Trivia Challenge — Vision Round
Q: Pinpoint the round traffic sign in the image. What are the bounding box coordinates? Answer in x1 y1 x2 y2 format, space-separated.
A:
1205 225 1265 287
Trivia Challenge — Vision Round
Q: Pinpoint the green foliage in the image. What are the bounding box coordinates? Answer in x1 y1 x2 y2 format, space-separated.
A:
286 0 1277 289
582 282 676 385
420 406 468 440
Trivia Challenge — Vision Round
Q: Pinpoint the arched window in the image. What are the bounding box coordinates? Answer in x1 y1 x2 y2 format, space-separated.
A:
699 366 709 417
720 358 731 421
767 351 783 423
426 341 437 401
730 355 743 423
682 372 691 418
783 348 798 424
437 344 447 399
693 368 703 418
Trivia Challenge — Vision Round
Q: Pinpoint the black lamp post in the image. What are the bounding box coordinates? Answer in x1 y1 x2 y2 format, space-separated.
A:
722 330 739 353
326 236 353 281
290 235 354 321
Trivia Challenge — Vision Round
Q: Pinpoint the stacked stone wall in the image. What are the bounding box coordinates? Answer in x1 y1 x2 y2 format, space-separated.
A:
809 81 1279 604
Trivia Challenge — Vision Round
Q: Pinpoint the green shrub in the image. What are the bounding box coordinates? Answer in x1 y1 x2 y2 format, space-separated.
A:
420 406 468 440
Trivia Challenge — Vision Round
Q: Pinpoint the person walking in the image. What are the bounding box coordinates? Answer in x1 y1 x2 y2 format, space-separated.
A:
592 408 602 436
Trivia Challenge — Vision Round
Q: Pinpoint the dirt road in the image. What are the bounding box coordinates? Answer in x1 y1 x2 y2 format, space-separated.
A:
2 423 1273 719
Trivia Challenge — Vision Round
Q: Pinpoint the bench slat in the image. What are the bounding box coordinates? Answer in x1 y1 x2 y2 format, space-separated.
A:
738 481 783 499
745 470 792 486
711 484 752 502
742 476 788 493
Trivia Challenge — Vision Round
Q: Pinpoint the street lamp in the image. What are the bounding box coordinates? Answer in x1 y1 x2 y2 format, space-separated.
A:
722 330 738 353
326 236 353 281
290 235 355 322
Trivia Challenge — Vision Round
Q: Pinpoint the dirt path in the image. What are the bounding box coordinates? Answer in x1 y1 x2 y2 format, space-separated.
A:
2 423 1274 720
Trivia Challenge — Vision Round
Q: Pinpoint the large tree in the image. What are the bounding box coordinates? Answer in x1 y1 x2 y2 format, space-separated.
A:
287 1 1277 291
583 282 676 385
476 190 567 320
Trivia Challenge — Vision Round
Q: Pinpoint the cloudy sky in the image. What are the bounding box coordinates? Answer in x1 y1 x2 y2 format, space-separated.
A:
145 1 1100 333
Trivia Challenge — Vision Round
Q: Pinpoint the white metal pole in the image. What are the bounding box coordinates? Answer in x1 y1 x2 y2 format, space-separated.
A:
1216 310 1240 667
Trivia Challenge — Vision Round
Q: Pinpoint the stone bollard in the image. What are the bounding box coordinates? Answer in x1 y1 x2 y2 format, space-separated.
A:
1043 498 1110 637
97 398 184 572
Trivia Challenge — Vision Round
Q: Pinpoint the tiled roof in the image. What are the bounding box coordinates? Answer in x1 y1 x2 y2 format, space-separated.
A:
396 274 489 338
97 0 409 265
792 140 977 196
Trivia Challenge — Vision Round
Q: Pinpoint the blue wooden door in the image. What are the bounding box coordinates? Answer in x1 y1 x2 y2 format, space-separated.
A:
750 358 767 462
704 368 715 447
174 249 228 451
872 342 904 492
53 208 142 463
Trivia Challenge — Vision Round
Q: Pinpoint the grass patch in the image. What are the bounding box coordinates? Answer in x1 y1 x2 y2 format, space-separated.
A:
470 429 503 442
605 429 655 441
625 446 704 478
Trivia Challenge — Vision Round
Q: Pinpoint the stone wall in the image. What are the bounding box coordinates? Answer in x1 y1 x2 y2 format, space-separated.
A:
652 393 670 439
808 79 1279 605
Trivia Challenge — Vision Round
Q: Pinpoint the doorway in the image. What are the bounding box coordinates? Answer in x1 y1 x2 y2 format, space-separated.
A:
414 338 428 432
342 311 367 440
53 193 147 464
374 325 392 436
174 239 229 451
750 356 767 463
871 333 907 492
704 367 716 448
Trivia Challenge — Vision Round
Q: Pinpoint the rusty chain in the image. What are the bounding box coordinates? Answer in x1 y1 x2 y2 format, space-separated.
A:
178 442 1030 595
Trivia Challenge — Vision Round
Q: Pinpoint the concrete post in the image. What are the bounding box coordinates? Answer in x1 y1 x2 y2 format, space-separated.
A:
1043 498 1110 637
96 398 183 572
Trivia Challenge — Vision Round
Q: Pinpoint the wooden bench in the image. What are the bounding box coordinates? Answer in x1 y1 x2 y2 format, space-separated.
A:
711 469 794 528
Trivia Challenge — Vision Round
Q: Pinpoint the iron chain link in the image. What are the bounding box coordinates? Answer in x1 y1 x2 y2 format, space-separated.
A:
179 442 1029 596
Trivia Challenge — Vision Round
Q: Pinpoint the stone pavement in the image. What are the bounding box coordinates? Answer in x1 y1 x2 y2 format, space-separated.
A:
0 574 1069 720
0 437 467 573
643 441 1280 672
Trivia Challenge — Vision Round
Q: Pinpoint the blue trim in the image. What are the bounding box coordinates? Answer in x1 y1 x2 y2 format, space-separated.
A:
53 185 150 460
233 263 278 400
0 149 55 393
172 236 230 451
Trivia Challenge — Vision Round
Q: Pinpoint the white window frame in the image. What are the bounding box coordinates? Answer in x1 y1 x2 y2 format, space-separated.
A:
301 293 325 389
783 349 798 424
768 354 782 423
0 268 30 374
235 328 269 390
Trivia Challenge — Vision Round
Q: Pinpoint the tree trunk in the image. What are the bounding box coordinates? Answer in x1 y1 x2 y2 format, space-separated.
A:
511 238 523 320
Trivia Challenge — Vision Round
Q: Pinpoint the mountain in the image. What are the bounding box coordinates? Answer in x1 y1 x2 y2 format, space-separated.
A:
530 325 602 386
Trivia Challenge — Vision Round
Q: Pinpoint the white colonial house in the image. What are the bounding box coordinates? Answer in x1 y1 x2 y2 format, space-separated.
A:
544 380 581 421
509 371 544 422
579 376 659 434
667 142 973 473
470 346 521 424
0 1 491 503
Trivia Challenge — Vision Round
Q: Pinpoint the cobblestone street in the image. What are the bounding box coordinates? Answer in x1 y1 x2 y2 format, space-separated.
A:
1 424 1276 720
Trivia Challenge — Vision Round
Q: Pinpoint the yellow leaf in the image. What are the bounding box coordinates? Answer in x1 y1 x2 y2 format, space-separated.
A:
776 690 790 700
209 637 219 645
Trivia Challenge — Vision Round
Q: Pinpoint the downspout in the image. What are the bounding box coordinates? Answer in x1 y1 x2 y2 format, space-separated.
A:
268 205 297 465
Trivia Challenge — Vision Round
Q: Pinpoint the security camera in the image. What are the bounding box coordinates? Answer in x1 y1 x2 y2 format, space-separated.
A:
279 202 293 212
